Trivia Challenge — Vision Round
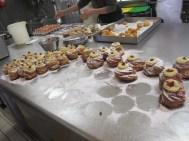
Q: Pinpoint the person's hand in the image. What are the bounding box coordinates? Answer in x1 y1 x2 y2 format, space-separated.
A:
80 8 95 20
55 11 64 19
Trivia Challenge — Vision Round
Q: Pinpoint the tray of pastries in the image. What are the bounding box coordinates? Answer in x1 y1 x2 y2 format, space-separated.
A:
54 24 101 38
94 17 161 44
33 24 63 36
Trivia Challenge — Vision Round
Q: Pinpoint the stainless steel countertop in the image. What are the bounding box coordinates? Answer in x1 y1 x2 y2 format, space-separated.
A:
1 23 189 141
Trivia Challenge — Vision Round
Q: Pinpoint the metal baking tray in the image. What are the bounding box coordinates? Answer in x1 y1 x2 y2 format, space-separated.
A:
94 17 161 44
33 25 63 36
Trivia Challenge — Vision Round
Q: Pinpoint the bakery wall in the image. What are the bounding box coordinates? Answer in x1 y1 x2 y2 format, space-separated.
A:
0 0 55 32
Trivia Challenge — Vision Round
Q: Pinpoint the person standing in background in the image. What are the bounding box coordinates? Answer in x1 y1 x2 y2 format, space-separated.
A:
156 0 183 23
55 0 123 23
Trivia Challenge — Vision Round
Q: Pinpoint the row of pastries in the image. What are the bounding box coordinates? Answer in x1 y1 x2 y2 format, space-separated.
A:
79 42 189 109
2 42 189 109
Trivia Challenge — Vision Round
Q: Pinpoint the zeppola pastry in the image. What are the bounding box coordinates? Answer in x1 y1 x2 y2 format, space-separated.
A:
173 56 189 79
143 57 164 77
126 55 145 71
36 61 48 75
81 48 93 62
98 46 110 61
87 52 104 69
159 68 182 89
110 42 124 56
106 51 122 68
115 61 137 82
23 65 37 80
77 45 86 55
66 47 78 60
53 51 69 66
7 66 19 81
46 56 60 71
159 79 186 109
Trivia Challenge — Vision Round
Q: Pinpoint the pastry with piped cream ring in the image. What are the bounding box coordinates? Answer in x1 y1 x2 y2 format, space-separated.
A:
98 46 110 61
66 48 78 60
36 62 48 75
110 42 124 56
77 45 86 55
159 79 186 109
143 57 164 77
173 56 189 79
46 57 60 71
126 55 145 71
81 48 93 63
8 66 19 81
106 51 122 68
23 65 37 80
159 68 182 89
115 61 137 82
87 52 104 69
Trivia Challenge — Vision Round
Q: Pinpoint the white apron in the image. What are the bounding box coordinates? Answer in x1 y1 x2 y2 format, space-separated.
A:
156 0 183 23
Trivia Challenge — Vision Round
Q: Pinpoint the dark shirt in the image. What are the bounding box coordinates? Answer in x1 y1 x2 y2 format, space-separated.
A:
78 0 117 9
78 0 123 23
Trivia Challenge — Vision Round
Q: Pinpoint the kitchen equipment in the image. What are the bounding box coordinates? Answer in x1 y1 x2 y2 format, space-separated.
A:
63 35 88 46
0 34 9 60
39 36 59 51
94 17 161 44
7 21 30 45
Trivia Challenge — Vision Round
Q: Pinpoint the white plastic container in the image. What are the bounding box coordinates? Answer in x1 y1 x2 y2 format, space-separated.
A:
7 21 30 45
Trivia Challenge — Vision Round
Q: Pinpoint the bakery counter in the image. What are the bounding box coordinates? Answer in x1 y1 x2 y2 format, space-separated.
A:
0 23 189 141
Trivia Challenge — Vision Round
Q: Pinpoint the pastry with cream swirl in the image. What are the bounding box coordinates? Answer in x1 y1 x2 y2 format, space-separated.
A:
173 56 189 79
126 55 145 71
23 65 37 80
115 62 137 82
87 52 104 69
106 51 122 68
81 48 93 62
110 42 124 56
159 68 182 89
66 47 78 60
159 79 186 109
98 46 110 61
143 57 164 77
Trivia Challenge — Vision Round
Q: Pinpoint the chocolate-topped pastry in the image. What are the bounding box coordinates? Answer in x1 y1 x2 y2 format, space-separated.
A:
143 57 164 77
77 45 86 55
46 57 60 71
159 79 186 109
110 42 124 56
127 55 145 71
66 47 78 60
98 46 110 61
8 66 19 81
23 65 37 80
36 62 48 75
87 52 104 69
106 51 122 68
81 48 93 62
173 56 189 79
115 61 137 82
159 68 182 89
